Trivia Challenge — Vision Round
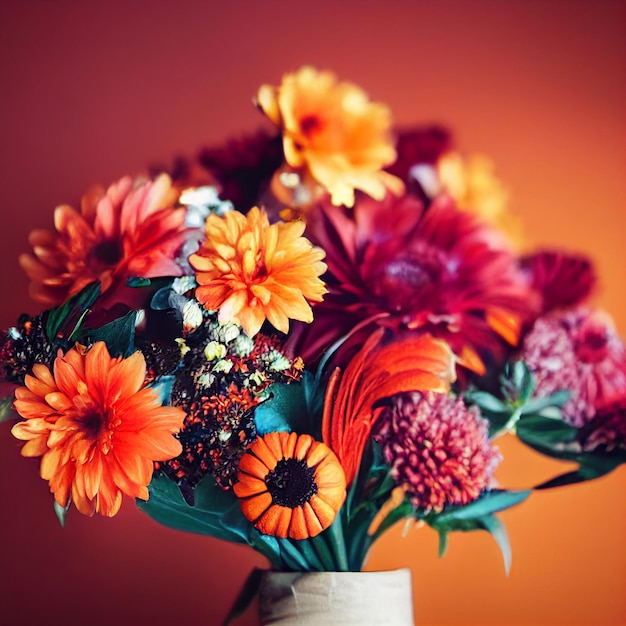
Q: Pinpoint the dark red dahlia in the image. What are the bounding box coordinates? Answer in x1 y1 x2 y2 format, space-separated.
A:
578 396 626 452
386 126 453 184
292 192 535 373
521 250 596 315
196 130 284 212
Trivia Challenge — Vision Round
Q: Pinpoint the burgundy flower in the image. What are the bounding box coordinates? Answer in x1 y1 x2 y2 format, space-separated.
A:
292 192 535 373
522 309 626 427
374 391 501 513
196 131 284 212
579 396 626 452
521 250 596 314
386 126 453 184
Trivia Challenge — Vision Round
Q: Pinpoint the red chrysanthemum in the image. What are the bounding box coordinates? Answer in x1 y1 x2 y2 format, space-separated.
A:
522 309 626 427
19 174 191 307
374 391 501 513
292 192 534 373
521 250 596 315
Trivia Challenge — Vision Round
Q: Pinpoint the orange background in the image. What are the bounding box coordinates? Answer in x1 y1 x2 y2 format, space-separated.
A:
0 1 624 625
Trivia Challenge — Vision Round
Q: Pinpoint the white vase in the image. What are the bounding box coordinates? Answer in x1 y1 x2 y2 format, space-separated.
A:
258 568 414 625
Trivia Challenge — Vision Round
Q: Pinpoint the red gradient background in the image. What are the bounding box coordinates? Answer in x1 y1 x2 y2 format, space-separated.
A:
0 1 624 625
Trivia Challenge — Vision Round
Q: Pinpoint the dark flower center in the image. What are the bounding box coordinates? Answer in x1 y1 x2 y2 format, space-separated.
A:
79 410 105 439
299 115 322 137
265 457 318 508
90 239 123 267
575 321 609 363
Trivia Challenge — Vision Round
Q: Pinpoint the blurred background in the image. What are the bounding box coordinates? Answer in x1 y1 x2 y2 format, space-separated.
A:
0 1 624 624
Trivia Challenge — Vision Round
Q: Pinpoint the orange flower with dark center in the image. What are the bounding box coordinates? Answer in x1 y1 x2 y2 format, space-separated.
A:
189 206 327 337
234 431 346 539
11 342 185 517
19 174 190 307
322 328 455 486
257 66 403 207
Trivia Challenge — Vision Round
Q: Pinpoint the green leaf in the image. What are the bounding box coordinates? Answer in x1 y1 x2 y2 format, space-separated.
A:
516 415 579 447
521 390 571 415
127 276 152 288
431 489 531 525
434 513 513 574
84 311 137 358
0 394 18 423
534 454 626 489
254 372 324 438
137 473 249 544
222 568 264 626
149 375 175 406
464 390 507 413
479 514 513 575
54 499 71 528
45 281 101 341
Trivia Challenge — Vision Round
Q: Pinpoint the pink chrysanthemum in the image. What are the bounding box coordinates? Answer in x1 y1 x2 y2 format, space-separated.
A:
292 192 534 373
19 174 191 307
374 391 500 513
522 309 626 427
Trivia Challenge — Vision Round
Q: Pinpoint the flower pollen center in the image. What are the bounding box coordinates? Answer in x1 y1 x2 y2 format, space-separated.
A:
90 239 123 267
265 457 318 508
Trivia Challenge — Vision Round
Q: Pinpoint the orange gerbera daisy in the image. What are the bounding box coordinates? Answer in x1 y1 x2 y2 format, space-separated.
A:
322 329 455 486
19 174 190 307
189 206 327 337
234 431 346 540
11 342 185 517
257 66 403 208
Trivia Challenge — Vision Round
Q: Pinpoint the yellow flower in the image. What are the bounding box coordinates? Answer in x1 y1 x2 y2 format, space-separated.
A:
437 152 523 248
257 66 403 208
234 431 346 540
189 207 327 337
11 342 185 517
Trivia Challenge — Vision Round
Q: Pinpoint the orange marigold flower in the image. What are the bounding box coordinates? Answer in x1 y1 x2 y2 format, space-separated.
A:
322 329 456 486
189 206 327 338
234 431 346 540
11 342 185 517
19 174 190 307
257 66 404 208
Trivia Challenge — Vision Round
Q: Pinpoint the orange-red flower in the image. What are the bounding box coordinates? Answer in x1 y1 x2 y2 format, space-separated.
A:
189 206 327 338
19 174 190 307
257 66 403 208
322 328 455 486
11 342 185 517
234 431 346 539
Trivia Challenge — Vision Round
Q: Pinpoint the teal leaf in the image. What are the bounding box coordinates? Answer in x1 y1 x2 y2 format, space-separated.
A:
45 281 101 342
151 286 173 310
149 375 175 406
0 394 18 423
431 489 530 525
521 390 571 414
222 568 264 626
84 311 137 358
254 372 324 438
137 473 249 544
127 276 152 288
432 512 513 574
479 514 513 575
516 415 579 447
464 390 507 413
54 499 71 528
534 453 626 489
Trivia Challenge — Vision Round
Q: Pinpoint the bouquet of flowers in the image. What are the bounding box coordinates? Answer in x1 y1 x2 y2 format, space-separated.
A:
2 66 625 620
